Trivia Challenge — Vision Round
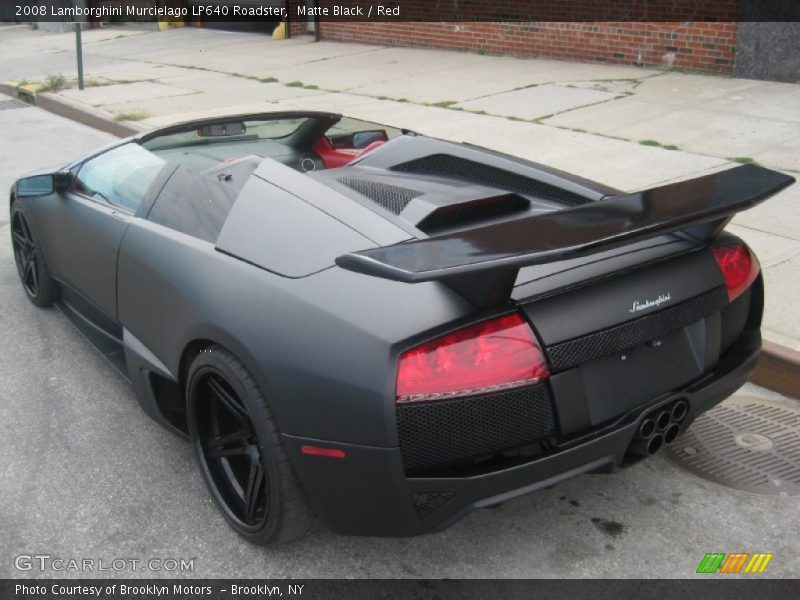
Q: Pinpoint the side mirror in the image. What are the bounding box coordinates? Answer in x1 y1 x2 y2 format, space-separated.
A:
352 130 389 149
15 172 72 198
16 174 55 198
329 129 389 150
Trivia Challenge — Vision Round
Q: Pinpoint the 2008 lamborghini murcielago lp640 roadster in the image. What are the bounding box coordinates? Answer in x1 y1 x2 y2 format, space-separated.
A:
10 111 794 544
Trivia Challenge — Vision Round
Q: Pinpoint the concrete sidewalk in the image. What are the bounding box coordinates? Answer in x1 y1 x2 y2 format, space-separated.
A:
2 24 799 386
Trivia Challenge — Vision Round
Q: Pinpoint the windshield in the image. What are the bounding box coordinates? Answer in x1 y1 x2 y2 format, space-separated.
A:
141 117 312 151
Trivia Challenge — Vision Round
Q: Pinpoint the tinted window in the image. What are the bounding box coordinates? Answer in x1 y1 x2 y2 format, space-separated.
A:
74 143 166 213
147 166 239 243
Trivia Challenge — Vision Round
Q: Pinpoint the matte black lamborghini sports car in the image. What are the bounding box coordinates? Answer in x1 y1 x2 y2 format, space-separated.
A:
10 111 794 543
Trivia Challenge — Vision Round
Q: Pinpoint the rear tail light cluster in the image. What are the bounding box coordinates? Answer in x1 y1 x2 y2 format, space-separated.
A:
712 243 760 301
396 313 549 403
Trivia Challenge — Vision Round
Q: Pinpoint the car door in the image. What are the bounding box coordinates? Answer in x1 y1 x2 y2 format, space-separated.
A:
35 143 166 323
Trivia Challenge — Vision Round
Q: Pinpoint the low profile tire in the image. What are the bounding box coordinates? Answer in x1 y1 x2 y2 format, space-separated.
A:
10 203 57 307
186 345 316 545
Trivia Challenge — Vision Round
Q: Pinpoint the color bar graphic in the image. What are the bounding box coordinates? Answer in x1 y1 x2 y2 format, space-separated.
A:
697 552 772 574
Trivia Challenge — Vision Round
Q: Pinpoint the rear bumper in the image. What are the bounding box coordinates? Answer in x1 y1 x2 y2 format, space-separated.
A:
283 331 760 537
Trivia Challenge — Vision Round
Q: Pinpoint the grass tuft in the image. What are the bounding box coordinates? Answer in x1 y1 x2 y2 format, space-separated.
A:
114 111 147 122
84 78 144 88
639 139 682 150
38 73 67 93
727 156 758 165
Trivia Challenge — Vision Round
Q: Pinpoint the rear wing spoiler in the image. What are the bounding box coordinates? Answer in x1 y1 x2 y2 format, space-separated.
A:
335 164 794 307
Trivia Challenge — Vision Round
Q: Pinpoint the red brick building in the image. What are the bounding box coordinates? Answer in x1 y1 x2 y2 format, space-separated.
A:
82 1 796 82
284 1 744 74
311 20 738 74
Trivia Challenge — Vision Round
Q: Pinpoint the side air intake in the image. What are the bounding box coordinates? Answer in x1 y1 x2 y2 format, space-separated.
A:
392 153 591 207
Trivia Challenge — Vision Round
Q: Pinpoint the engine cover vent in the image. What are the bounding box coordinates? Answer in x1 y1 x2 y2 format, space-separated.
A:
392 153 591 207
336 177 423 215
417 193 530 233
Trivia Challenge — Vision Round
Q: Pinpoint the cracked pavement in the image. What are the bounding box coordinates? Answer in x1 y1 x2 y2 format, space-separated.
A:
1 25 799 578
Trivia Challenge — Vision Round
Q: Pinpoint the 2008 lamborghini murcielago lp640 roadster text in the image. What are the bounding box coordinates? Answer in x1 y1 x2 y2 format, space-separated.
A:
10 112 794 544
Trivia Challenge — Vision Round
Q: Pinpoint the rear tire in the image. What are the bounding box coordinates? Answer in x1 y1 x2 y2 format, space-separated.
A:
186 345 316 545
10 203 57 307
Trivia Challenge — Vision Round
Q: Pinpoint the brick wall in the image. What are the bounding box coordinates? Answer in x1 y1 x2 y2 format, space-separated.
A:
298 1 740 74
316 22 736 73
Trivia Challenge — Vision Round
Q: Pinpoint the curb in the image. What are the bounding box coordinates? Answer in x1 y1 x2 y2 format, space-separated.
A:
753 340 800 399
0 82 146 138
2 81 798 399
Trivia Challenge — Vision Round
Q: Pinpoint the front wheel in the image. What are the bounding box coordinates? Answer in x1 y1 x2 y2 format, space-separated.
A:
186 345 315 544
10 204 57 307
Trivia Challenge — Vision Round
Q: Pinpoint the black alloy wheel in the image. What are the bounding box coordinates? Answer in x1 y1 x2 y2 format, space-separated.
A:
187 346 315 544
194 372 269 529
11 210 40 298
10 206 56 306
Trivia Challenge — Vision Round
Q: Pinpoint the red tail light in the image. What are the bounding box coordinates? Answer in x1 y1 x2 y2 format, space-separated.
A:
396 313 550 403
712 244 760 301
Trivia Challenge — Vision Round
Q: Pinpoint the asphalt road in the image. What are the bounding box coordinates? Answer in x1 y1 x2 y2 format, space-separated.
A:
1 100 798 579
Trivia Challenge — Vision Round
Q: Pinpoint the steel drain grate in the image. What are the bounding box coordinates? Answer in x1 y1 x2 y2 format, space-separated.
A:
0 98 30 111
665 396 800 495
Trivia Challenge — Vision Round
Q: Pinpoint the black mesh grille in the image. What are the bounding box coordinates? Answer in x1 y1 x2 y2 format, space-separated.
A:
396 384 555 473
336 177 423 214
547 287 729 371
720 288 751 354
392 154 591 206
411 492 455 519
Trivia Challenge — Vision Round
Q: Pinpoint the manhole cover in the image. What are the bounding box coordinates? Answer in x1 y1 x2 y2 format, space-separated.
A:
0 98 30 111
665 396 800 496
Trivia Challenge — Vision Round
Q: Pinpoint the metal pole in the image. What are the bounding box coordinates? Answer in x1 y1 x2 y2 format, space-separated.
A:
75 22 84 90
314 0 320 41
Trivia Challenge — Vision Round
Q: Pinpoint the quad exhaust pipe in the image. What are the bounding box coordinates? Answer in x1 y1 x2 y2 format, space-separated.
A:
629 399 689 457
671 400 688 421
664 423 681 444
647 433 664 455
639 418 656 439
